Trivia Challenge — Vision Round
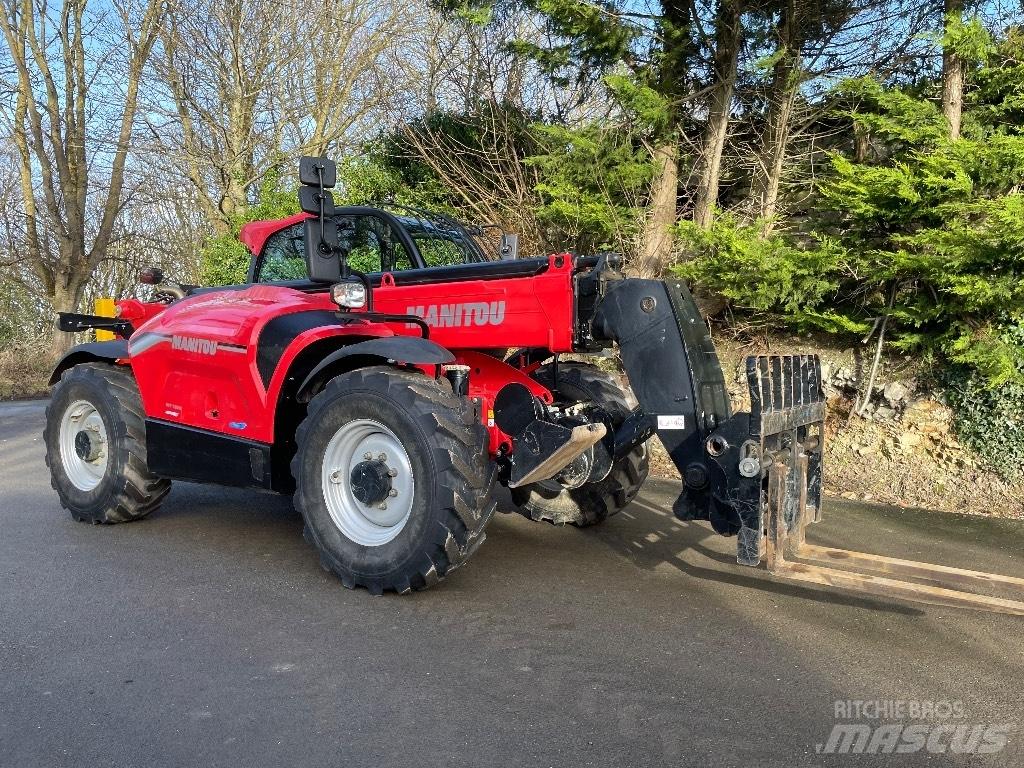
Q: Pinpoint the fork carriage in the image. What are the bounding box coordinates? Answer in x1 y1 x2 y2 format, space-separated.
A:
731 355 1024 615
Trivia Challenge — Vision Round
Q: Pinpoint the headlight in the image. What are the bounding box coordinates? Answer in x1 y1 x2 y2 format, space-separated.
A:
331 281 366 309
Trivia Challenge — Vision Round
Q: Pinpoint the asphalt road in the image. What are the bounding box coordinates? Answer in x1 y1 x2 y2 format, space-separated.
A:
2 399 1022 768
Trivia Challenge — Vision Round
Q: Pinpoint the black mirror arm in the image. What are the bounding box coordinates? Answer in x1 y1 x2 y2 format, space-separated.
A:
316 164 328 252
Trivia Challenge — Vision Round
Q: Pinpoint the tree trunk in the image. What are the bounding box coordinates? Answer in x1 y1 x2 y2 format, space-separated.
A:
752 0 803 233
49 282 86 358
942 0 965 140
693 0 742 229
633 0 695 276
637 142 679 277
854 122 870 162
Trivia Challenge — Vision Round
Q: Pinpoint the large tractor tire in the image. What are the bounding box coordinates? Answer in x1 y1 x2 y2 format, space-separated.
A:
511 362 649 527
292 366 496 594
45 363 171 524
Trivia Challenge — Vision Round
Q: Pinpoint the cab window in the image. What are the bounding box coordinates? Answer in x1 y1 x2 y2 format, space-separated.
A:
336 215 415 273
256 215 419 283
256 223 306 282
412 235 470 267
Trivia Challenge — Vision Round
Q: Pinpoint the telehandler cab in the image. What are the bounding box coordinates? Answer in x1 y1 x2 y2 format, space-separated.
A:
45 156 1024 612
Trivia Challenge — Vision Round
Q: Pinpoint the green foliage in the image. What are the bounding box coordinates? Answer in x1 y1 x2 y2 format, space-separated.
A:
673 216 851 325
510 0 635 88
678 30 1024 387
199 168 299 286
833 77 948 148
344 101 654 258
944 325 1024 483
336 140 456 211
972 27 1024 134
199 237 252 287
603 74 672 135
939 13 994 63
528 121 653 253
814 100 1024 381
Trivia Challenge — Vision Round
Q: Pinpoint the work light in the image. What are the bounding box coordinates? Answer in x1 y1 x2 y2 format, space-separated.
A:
331 281 366 309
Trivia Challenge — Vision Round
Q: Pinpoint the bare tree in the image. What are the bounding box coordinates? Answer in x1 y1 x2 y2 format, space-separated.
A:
280 0 407 156
0 0 165 353
151 0 409 235
152 0 293 233
693 0 743 229
750 0 805 231
740 0 940 228
400 105 546 254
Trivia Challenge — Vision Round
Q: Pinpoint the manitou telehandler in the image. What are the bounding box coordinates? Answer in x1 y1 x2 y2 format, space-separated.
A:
44 157 1024 613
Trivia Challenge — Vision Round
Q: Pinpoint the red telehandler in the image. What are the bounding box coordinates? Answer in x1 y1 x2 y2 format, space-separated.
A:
44 157 1024 613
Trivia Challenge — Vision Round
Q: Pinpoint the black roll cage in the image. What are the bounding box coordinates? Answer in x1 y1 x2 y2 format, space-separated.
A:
246 205 493 284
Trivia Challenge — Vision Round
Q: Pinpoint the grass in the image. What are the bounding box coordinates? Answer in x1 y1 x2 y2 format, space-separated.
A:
0 337 54 400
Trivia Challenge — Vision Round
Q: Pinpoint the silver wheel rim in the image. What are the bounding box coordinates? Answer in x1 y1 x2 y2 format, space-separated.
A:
321 418 415 546
58 399 109 491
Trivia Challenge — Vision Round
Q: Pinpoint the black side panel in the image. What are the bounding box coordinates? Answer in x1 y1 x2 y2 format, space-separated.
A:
49 340 131 385
591 279 732 525
146 419 275 490
256 310 339 387
663 280 731 430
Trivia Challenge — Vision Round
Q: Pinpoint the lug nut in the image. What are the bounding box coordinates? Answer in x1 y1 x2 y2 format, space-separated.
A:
378 452 387 461
329 471 342 484
378 503 387 510
364 452 373 461
388 489 398 497
387 468 398 477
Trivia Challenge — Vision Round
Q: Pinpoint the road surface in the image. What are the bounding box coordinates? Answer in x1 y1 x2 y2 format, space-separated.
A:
2 399 1022 767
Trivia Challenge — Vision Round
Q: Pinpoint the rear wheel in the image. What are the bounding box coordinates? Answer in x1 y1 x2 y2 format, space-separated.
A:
511 362 649 527
292 366 496 594
44 363 170 523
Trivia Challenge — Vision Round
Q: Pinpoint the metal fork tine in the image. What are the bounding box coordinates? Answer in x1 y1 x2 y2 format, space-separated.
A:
772 561 1024 616
762 451 1024 615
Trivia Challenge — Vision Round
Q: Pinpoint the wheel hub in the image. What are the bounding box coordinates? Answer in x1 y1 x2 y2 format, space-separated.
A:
321 419 415 546
350 460 393 506
58 399 108 491
74 429 101 462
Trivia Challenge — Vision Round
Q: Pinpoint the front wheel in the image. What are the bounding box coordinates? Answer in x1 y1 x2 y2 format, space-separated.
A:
292 366 496 594
44 363 170 523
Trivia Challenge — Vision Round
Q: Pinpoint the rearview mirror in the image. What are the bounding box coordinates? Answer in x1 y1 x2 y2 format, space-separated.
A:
303 218 341 283
299 156 336 188
299 186 334 215
299 156 343 283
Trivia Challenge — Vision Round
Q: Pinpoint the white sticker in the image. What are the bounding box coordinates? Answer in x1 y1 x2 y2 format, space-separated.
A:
657 415 686 430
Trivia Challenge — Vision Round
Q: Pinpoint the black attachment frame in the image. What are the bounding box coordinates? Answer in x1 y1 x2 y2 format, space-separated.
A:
57 312 135 338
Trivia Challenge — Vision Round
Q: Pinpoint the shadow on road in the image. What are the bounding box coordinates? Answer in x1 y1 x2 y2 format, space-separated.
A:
588 495 921 616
